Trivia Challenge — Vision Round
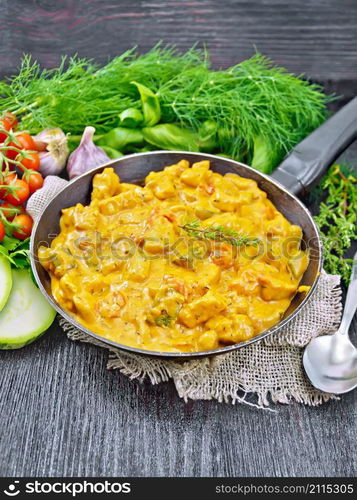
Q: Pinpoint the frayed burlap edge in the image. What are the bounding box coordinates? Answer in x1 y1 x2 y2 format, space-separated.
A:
59 274 342 409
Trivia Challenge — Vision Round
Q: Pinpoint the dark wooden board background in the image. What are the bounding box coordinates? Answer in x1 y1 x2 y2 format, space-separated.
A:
0 0 356 478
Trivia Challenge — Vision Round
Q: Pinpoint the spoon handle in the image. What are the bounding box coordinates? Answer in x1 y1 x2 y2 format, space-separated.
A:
339 251 357 335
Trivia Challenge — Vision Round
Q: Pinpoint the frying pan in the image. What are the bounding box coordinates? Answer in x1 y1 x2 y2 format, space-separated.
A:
30 97 357 358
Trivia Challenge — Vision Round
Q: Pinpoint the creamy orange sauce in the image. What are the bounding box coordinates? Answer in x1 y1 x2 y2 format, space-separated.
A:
39 160 309 352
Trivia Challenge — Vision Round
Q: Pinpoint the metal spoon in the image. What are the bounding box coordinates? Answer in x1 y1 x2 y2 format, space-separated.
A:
303 251 357 394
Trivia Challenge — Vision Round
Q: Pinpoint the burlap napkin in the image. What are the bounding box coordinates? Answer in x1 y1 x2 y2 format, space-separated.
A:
28 176 343 408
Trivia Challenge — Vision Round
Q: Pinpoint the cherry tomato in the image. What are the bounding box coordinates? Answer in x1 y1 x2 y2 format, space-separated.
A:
0 220 5 242
2 112 18 130
14 132 36 151
4 179 30 206
5 133 36 162
18 151 40 172
4 140 21 161
0 172 17 198
12 214 33 240
0 112 18 142
0 202 25 221
4 172 17 184
26 171 44 194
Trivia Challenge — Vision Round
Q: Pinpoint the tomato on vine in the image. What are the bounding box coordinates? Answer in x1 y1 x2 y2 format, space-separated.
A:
18 151 40 172
0 172 17 198
14 132 36 151
4 179 30 206
0 220 5 242
23 171 44 194
3 140 20 161
0 203 25 221
12 214 33 240
4 172 17 184
0 112 18 142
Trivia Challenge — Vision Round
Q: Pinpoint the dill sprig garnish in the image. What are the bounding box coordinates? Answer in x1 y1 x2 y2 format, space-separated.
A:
313 164 357 284
180 220 259 247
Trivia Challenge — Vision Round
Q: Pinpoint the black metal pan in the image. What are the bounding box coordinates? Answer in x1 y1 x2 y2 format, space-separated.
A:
30 97 357 358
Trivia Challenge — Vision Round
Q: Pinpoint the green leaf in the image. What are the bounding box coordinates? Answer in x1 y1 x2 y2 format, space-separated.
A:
198 120 218 152
0 245 9 258
0 237 30 269
9 250 30 269
131 81 161 126
143 123 198 151
97 127 144 151
251 135 280 174
118 107 144 128
100 146 123 159
2 235 21 252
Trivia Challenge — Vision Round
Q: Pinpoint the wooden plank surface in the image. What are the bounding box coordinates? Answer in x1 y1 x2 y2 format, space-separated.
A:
0 0 356 478
1 318 356 478
0 0 357 85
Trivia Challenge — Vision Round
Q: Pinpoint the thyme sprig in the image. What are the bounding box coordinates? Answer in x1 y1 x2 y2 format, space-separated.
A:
313 164 357 284
180 220 259 247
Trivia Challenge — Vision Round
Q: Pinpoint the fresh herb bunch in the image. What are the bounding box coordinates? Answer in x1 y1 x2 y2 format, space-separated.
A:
159 53 330 169
0 47 203 135
0 45 330 172
181 220 259 247
313 164 357 284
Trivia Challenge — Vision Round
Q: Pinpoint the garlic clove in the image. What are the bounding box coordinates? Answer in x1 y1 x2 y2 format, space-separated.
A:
67 126 110 179
35 128 70 176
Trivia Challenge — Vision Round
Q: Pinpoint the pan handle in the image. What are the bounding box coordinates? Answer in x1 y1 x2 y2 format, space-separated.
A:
271 96 357 195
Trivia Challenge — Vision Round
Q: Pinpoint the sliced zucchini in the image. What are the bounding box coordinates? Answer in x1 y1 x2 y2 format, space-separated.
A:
0 254 12 312
0 269 56 349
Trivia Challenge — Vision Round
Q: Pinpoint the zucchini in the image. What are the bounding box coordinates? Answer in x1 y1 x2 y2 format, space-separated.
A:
0 269 56 349
0 254 12 312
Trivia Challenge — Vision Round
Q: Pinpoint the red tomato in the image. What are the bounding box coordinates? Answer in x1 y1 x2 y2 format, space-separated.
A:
5 133 36 162
19 151 40 172
0 172 17 198
0 220 5 242
4 179 30 206
4 172 17 184
14 132 36 151
0 112 18 142
2 112 18 130
12 214 33 240
0 202 25 221
4 140 21 161
26 171 44 194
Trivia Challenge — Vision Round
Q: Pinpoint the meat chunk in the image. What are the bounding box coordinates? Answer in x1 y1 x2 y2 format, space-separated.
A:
179 290 227 328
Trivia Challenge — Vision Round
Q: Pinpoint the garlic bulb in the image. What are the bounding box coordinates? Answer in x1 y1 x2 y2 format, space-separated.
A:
33 128 69 177
67 126 110 179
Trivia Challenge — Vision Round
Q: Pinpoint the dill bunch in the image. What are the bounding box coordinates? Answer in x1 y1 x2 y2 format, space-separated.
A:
313 164 357 284
0 45 330 170
0 45 205 135
158 53 330 168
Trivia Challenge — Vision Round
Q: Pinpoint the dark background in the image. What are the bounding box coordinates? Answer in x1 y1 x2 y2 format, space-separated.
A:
0 0 356 478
